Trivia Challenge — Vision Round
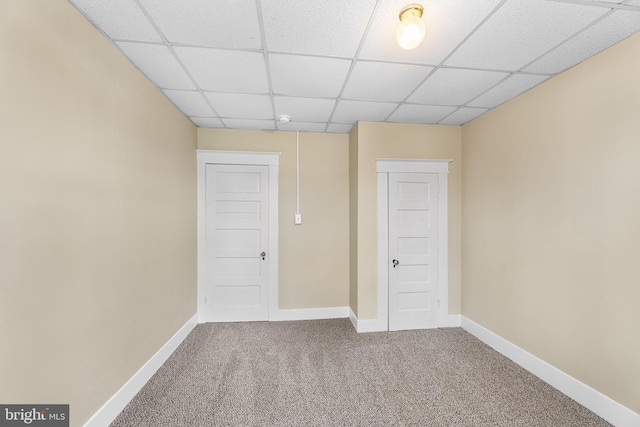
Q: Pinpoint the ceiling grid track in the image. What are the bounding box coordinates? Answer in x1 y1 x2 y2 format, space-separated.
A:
132 0 224 128
549 0 640 12
517 8 617 72
323 0 385 132
255 0 279 131
450 2 624 118
68 0 640 131
384 0 509 125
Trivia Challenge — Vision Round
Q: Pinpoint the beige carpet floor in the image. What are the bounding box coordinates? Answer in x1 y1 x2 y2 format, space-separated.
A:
111 319 610 426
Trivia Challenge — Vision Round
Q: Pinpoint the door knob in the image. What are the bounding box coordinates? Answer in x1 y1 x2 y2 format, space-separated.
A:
392 259 399 268
260 252 266 260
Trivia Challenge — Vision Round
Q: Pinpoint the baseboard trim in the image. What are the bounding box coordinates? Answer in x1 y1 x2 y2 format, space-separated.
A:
348 308 387 333
348 310 460 332
461 316 640 427
274 306 349 321
83 314 198 427
443 314 461 327
348 307 358 330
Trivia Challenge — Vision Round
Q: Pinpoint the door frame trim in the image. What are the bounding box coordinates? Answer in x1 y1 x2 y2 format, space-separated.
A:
376 159 452 330
197 150 280 323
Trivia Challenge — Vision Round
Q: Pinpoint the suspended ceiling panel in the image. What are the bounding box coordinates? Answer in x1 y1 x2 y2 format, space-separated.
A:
269 54 352 98
70 0 640 132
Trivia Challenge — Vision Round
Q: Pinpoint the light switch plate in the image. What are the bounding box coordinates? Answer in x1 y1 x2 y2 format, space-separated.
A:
294 214 302 225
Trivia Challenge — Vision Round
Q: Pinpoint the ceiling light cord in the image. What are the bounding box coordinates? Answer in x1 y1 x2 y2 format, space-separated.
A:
296 131 300 216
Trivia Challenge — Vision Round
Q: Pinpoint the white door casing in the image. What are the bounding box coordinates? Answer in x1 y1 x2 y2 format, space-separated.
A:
388 172 439 331
197 150 280 323
205 164 269 321
376 159 451 332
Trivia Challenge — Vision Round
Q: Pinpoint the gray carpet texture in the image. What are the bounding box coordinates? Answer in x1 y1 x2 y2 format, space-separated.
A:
110 319 610 426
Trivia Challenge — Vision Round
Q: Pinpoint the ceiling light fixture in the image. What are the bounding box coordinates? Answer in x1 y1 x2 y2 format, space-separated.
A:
396 4 426 50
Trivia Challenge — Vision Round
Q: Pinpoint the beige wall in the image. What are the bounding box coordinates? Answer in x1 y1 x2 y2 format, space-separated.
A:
462 33 640 413
198 129 350 309
0 2 197 426
354 122 462 319
4 0 637 421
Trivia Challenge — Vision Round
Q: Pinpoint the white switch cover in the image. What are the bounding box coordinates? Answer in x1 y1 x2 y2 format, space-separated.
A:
294 214 302 225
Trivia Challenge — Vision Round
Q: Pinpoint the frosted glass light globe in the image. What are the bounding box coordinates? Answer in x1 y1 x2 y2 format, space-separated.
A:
396 8 425 50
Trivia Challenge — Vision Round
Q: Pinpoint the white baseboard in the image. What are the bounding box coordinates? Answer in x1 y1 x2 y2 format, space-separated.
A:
84 314 198 427
461 316 640 427
274 306 349 321
348 308 387 333
348 310 461 332
443 314 461 327
348 307 358 330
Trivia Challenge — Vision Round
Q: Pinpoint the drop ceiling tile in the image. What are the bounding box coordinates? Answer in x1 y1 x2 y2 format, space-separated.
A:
468 74 550 108
269 55 351 98
174 47 269 93
439 107 488 125
388 105 457 124
138 0 261 49
332 100 398 124
204 93 273 120
70 0 161 42
359 0 503 65
445 0 608 70
190 117 224 128
343 62 433 102
222 119 275 131
408 68 508 105
163 90 214 116
277 122 326 132
261 0 376 56
116 42 195 90
524 10 640 75
273 97 336 123
327 123 355 134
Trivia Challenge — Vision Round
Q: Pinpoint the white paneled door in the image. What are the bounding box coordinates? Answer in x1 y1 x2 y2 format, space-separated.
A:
388 173 439 331
205 164 269 322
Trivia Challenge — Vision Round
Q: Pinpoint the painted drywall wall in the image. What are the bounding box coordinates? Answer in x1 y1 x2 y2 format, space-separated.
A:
462 33 640 414
0 1 197 426
349 124 359 316
198 129 350 310
354 122 462 319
